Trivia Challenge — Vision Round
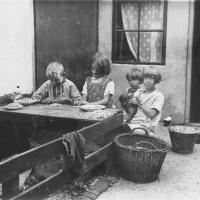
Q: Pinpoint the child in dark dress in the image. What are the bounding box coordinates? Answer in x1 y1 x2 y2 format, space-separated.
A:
81 52 115 108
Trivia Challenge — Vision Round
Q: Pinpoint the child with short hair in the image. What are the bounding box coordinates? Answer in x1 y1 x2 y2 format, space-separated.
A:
31 62 82 145
32 62 81 105
128 66 164 134
81 52 115 108
119 67 143 123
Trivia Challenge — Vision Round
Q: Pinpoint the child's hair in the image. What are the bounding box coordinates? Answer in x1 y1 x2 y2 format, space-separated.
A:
46 62 65 78
92 52 111 76
143 66 162 84
126 67 143 83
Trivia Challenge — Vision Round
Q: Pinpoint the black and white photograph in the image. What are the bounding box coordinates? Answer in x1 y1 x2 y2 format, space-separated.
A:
0 0 199 199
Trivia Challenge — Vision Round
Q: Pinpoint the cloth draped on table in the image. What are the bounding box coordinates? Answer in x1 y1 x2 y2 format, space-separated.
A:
62 131 87 175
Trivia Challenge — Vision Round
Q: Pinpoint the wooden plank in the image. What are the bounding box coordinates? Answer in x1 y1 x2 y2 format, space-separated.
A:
34 0 98 90
0 104 122 122
79 112 123 140
9 170 66 200
0 111 122 183
0 138 65 183
9 143 113 200
2 176 19 199
85 142 113 173
0 112 122 199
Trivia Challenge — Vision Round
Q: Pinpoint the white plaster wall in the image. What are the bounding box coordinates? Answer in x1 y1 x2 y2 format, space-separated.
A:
161 1 190 122
0 0 34 95
98 0 191 123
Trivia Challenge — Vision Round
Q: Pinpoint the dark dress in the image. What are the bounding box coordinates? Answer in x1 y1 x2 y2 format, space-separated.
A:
86 76 113 108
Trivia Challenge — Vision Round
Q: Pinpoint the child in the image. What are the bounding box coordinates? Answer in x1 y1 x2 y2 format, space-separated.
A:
128 66 164 134
81 52 114 108
31 62 82 145
32 62 81 105
119 67 143 123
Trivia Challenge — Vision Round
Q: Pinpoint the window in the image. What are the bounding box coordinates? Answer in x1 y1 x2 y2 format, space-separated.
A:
112 0 167 65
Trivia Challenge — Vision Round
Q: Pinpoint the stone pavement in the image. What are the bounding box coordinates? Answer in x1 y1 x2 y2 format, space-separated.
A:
96 126 200 200
77 176 118 200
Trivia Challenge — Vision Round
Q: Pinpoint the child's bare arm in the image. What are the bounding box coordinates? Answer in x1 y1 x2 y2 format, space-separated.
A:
80 94 88 105
81 94 87 101
136 96 159 119
138 104 158 119
88 95 110 106
32 82 48 101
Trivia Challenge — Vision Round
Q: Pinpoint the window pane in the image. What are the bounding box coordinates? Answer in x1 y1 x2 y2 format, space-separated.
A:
116 2 124 30
115 31 138 62
139 32 163 63
140 2 164 30
121 2 139 30
112 0 166 64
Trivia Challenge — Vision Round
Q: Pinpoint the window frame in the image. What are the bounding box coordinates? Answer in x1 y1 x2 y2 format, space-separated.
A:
112 0 168 65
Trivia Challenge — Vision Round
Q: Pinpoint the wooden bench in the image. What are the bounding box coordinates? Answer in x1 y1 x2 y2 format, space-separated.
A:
0 112 123 200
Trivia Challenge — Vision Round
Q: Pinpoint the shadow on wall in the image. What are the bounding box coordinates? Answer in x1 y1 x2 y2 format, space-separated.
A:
163 95 184 124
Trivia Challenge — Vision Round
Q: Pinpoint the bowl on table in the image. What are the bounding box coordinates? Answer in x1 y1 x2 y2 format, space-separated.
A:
14 97 38 106
80 105 105 112
3 102 23 110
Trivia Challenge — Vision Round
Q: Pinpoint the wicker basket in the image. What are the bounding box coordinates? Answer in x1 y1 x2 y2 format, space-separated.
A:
168 125 199 154
114 128 168 183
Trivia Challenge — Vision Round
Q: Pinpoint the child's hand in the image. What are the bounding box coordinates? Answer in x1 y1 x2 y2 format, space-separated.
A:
128 97 138 105
73 99 81 106
55 97 72 104
134 89 144 98
135 96 142 106
80 100 88 105
123 119 130 124
41 97 53 104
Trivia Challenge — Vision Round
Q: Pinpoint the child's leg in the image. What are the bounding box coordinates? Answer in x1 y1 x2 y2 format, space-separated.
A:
128 124 154 136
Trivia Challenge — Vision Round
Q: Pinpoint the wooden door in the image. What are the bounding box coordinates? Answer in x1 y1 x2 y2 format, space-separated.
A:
34 0 98 90
190 0 200 122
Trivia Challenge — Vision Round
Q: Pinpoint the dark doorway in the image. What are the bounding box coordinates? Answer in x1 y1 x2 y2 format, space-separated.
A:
190 0 200 122
34 0 98 91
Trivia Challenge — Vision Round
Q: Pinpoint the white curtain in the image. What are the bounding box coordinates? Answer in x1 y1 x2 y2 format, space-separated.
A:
121 3 139 61
121 1 164 62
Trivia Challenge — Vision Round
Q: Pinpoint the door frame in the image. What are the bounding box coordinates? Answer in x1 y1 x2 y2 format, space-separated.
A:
185 1 196 125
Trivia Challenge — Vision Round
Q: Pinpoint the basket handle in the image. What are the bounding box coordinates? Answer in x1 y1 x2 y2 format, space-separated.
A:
133 141 157 150
131 127 149 136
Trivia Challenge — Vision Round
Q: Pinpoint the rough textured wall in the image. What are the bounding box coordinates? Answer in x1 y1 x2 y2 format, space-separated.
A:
0 0 34 95
98 0 190 123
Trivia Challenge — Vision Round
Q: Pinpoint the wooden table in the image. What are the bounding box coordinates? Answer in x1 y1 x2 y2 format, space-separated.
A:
0 104 123 199
0 104 122 122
